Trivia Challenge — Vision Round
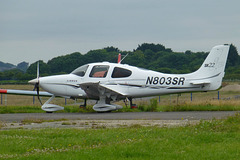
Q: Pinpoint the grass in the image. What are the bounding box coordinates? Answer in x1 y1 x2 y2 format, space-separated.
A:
158 102 240 112
0 105 96 114
0 106 45 114
0 121 5 129
21 118 68 125
1 100 240 114
0 114 239 159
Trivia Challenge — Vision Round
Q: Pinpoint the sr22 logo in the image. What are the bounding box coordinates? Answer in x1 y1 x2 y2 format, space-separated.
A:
146 76 185 85
204 62 215 67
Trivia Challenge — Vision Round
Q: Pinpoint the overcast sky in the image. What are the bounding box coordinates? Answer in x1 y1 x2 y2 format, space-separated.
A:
1 0 239 65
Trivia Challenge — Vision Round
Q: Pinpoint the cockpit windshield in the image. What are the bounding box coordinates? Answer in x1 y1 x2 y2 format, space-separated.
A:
71 65 89 77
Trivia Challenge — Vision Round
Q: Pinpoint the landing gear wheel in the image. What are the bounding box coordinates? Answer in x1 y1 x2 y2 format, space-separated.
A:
128 97 138 109
46 111 53 113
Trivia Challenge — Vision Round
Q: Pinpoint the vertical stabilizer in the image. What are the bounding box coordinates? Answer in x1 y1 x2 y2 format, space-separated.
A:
190 44 230 90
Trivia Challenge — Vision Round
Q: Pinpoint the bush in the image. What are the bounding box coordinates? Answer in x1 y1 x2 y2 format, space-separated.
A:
147 98 158 111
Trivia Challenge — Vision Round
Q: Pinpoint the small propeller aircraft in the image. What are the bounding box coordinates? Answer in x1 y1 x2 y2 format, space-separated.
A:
0 44 230 112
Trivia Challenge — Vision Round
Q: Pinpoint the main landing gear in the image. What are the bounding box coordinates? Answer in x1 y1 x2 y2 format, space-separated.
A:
79 99 87 108
126 97 138 109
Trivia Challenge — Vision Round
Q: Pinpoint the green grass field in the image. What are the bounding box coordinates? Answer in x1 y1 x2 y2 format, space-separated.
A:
1 98 240 114
1 84 240 113
0 114 240 160
1 103 240 114
1 84 240 159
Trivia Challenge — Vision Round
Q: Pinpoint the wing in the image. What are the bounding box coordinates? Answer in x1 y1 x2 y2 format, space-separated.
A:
0 89 52 97
79 82 127 100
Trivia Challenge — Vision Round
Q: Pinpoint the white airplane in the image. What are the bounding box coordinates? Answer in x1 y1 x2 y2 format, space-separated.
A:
0 44 230 112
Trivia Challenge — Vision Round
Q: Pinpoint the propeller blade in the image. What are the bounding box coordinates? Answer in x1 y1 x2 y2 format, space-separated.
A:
30 61 42 105
36 83 42 105
29 61 43 105
36 61 42 105
37 61 40 79
33 83 36 91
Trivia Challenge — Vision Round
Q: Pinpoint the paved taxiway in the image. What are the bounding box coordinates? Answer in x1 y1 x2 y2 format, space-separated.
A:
0 111 238 123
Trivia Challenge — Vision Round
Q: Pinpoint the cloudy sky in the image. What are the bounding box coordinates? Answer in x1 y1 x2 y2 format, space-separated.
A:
1 0 239 65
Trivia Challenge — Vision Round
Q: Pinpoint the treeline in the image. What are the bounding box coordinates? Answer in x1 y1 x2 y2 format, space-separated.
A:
0 61 29 72
0 43 239 82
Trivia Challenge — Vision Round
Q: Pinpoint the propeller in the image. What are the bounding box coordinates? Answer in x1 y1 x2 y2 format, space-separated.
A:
30 61 42 105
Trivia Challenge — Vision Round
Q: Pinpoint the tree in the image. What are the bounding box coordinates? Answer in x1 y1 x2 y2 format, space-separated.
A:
136 43 166 52
17 61 29 72
2 43 239 82
125 50 145 67
185 50 192 55
47 52 84 74
26 60 50 76
0 69 24 80
103 46 120 52
227 44 239 67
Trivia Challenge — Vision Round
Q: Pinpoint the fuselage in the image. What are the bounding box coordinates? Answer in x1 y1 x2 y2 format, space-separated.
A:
37 62 216 100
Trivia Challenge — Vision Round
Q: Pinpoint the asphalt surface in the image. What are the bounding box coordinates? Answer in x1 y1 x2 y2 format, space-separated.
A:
0 111 238 123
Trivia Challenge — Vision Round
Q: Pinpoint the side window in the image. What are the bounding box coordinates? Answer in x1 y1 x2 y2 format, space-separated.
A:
89 65 109 78
112 67 132 78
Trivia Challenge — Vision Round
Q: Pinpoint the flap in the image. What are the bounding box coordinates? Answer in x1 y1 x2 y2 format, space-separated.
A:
99 83 127 96
79 82 127 99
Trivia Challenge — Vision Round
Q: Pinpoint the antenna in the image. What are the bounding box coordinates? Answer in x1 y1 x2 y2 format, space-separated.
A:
119 53 129 64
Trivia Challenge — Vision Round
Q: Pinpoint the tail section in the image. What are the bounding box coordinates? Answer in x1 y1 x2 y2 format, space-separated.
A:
189 44 230 90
